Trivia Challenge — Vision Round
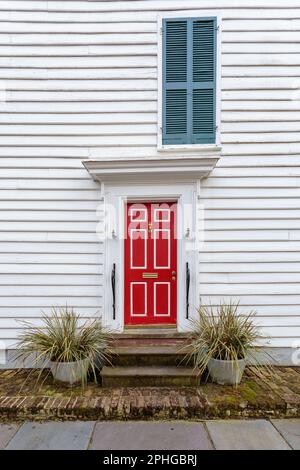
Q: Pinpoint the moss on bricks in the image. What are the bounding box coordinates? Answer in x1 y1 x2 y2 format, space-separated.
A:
0 368 299 421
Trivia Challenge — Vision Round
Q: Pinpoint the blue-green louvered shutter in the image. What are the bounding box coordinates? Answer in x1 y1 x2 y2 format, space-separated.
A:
162 17 216 145
162 19 188 145
192 18 216 144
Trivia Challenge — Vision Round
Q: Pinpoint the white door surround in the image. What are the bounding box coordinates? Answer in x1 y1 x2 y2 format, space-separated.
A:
101 182 201 333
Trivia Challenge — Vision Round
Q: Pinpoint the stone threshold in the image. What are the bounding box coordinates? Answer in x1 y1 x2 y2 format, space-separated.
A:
0 367 299 422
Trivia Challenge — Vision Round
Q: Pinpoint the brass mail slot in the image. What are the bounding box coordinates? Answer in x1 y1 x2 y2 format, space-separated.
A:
142 272 158 279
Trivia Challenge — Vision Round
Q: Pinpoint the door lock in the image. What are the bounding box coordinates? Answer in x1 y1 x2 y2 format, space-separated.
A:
172 271 176 275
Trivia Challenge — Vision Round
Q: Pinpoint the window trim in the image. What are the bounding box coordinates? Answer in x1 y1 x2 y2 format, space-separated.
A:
157 10 222 152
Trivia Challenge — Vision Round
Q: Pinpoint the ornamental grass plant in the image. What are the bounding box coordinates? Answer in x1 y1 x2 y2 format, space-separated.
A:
16 306 113 388
187 300 273 380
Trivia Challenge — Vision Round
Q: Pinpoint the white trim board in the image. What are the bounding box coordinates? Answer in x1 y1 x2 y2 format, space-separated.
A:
83 155 220 183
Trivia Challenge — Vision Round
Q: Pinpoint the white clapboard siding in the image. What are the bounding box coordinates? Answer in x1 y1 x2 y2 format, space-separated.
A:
0 80 158 91
4 90 157 101
205 210 300 221
0 1 299 349
0 69 158 79
0 168 91 178
0 22 157 34
200 241 300 252
0 45 158 56
0 274 103 285
198 252 300 263
203 199 300 210
0 264 102 276
0 200 99 210
205 219 300 230
0 124 156 135
0 210 99 221
0 233 101 243
218 156 300 167
1 7 300 21
0 242 103 254
199 262 300 273
0 297 103 307
198 295 300 306
203 177 300 188
198 273 300 284
0 285 101 296
201 187 300 198
222 67 300 77
203 231 290 242
0 253 103 263
0 33 157 45
0 102 158 113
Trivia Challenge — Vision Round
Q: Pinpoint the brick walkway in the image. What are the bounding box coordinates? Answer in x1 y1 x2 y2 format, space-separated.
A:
0 367 299 421
1 419 299 450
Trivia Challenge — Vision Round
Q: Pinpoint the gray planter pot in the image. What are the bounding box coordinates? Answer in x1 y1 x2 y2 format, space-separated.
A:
208 357 246 385
50 358 90 385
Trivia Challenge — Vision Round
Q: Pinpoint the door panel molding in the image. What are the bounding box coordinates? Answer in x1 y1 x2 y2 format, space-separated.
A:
125 201 177 326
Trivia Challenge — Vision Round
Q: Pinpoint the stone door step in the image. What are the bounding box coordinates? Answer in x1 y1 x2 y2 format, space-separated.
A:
111 346 192 367
101 366 200 387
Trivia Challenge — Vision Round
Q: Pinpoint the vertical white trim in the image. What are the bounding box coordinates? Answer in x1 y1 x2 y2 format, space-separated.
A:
157 10 222 150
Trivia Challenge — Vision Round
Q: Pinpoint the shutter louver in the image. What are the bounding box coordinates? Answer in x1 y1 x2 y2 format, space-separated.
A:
162 17 216 146
166 21 187 83
193 89 214 137
166 89 187 136
163 20 188 144
192 19 216 144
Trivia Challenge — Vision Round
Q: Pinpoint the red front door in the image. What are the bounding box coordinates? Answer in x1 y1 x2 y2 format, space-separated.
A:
124 202 177 326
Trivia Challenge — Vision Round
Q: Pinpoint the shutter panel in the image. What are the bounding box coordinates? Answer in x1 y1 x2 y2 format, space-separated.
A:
162 19 188 145
162 17 216 146
192 18 216 144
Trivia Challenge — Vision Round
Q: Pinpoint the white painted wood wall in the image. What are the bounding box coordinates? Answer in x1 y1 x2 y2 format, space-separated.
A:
0 0 300 348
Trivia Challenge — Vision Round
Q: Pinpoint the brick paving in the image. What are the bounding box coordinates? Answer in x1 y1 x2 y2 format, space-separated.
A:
0 367 299 421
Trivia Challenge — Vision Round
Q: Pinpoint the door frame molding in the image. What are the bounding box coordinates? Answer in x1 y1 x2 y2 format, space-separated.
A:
102 182 199 333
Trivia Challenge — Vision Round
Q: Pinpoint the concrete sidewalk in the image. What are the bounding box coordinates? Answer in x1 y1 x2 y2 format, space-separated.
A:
0 419 299 450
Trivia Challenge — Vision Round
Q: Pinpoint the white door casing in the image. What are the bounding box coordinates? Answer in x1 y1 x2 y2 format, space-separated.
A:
102 182 200 332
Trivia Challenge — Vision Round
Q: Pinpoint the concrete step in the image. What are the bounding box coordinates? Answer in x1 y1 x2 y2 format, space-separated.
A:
101 366 200 387
122 328 178 335
111 346 193 367
113 332 191 347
